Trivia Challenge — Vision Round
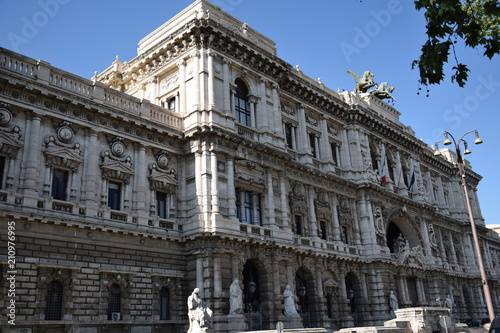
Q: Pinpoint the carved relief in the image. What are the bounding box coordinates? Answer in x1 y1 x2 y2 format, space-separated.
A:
337 195 352 224
149 151 177 192
305 112 318 126
160 73 179 94
100 137 134 182
0 102 22 157
44 122 82 170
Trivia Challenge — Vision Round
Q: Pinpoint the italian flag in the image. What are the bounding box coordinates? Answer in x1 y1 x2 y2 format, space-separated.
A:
380 158 387 185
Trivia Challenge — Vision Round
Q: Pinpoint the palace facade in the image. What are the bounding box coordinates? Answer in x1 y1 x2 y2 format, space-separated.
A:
1 1 499 332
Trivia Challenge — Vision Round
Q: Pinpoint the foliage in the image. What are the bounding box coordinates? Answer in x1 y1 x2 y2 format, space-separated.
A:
412 0 500 87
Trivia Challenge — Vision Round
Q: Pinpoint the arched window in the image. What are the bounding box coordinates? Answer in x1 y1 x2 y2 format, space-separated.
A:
107 284 121 320
160 287 170 320
234 79 251 127
45 281 63 320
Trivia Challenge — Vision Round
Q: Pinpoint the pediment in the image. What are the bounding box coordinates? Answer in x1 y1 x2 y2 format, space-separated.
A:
0 128 22 155
44 145 83 170
149 167 177 191
100 153 134 182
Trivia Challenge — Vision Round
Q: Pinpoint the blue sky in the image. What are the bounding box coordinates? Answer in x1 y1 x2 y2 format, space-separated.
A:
1 0 499 226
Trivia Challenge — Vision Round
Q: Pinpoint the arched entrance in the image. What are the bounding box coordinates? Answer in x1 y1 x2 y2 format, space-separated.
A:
243 260 262 330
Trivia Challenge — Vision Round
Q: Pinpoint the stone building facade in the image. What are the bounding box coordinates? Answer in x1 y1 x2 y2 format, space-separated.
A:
0 1 499 332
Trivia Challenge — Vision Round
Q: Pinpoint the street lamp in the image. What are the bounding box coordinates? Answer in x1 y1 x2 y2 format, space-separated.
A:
434 130 495 322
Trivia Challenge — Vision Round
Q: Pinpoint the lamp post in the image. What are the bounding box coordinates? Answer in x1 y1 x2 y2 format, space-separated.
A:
434 130 495 322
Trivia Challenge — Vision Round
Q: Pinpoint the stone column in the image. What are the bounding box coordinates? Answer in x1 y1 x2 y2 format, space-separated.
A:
449 231 458 265
279 172 289 228
265 168 276 227
195 150 204 225
416 278 427 304
210 150 219 230
206 50 215 109
226 156 236 219
133 144 147 217
177 59 186 114
346 126 363 171
196 255 204 293
252 192 259 225
249 97 257 128
259 77 269 130
22 114 42 195
357 193 375 247
210 150 219 218
340 126 351 169
238 190 246 224
5 153 16 189
231 254 240 281
271 83 282 136
307 186 318 238
315 267 324 299
178 158 187 219
297 104 309 155
331 194 341 241
214 254 222 297
222 58 232 113
272 258 281 296
193 50 201 111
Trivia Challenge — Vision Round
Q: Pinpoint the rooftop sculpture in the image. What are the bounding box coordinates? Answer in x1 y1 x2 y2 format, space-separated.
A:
347 70 396 102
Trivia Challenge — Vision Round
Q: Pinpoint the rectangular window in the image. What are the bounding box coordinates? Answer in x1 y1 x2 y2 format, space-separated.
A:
108 181 122 210
342 226 349 244
0 155 6 189
294 214 303 236
309 133 318 158
157 191 169 219
284 123 294 149
51 168 69 201
167 97 176 112
330 142 339 166
236 189 262 225
320 221 327 240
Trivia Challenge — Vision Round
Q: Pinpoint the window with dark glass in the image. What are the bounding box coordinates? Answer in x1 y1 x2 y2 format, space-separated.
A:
108 181 121 210
234 79 251 126
319 220 327 240
167 97 176 111
160 287 170 320
236 189 262 225
330 142 339 166
284 123 294 149
342 226 349 244
388 161 395 182
370 147 378 171
107 284 121 320
0 155 6 189
51 168 69 201
45 281 63 320
309 133 318 158
294 214 303 236
157 191 169 219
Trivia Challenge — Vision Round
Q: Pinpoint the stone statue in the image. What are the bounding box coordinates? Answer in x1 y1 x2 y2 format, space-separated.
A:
229 280 243 315
187 288 213 333
283 285 299 317
347 70 376 93
370 82 396 102
390 291 399 315
445 294 453 310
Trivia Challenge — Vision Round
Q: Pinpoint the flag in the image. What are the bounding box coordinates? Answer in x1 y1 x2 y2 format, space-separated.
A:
408 171 415 191
380 158 387 185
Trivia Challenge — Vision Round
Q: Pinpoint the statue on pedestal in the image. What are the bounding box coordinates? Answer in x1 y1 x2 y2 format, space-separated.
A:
187 288 213 333
229 279 243 315
390 291 399 316
283 285 299 317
